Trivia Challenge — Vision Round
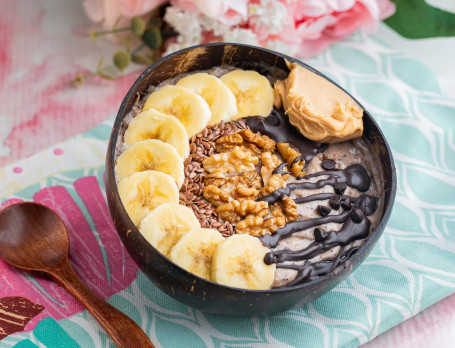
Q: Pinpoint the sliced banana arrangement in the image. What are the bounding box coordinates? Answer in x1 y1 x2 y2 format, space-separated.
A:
139 203 200 256
116 139 184 188
169 228 224 281
117 171 179 226
220 70 274 119
176 73 238 125
115 68 277 290
124 109 189 159
212 234 276 290
142 85 211 138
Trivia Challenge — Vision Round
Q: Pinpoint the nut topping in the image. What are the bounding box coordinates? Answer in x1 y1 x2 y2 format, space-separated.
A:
216 200 269 223
202 146 259 174
277 142 306 177
203 185 232 207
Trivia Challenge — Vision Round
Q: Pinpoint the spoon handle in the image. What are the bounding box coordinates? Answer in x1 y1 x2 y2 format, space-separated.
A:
49 258 155 348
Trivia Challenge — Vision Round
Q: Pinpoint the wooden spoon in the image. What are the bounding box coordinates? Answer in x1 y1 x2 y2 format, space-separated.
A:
0 202 155 348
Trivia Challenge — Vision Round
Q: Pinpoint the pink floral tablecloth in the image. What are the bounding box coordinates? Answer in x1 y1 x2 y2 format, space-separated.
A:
1 1 454 347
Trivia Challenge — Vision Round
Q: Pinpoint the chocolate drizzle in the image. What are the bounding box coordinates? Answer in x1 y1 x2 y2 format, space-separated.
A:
245 109 326 168
260 193 377 287
264 211 371 263
275 246 360 287
261 194 377 248
272 162 291 175
245 109 379 288
260 164 371 206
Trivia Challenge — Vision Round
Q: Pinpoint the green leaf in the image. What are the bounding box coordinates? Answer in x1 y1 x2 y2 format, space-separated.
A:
113 50 131 71
132 53 155 65
76 73 84 85
142 26 163 49
89 29 97 41
98 71 116 80
385 0 455 38
112 15 122 30
96 56 104 72
131 16 146 37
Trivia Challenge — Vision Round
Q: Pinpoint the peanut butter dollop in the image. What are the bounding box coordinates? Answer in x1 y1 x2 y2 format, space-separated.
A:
274 63 363 143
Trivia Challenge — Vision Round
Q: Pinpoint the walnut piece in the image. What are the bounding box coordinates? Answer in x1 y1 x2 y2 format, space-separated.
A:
236 216 285 236
235 216 265 236
204 171 261 190
260 152 284 186
237 129 276 153
215 133 243 152
203 171 262 206
277 142 306 177
202 146 258 174
263 216 286 232
203 185 231 207
260 173 289 197
271 203 286 220
281 197 298 222
216 200 268 223
234 186 260 201
272 197 298 223
203 172 227 187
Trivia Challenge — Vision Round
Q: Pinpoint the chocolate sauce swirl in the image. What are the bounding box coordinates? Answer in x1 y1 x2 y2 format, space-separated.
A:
260 164 372 206
260 194 377 248
262 194 376 287
244 110 379 288
276 246 360 287
264 213 371 264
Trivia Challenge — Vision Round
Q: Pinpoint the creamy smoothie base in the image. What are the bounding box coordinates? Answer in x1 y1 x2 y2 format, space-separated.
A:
114 63 385 290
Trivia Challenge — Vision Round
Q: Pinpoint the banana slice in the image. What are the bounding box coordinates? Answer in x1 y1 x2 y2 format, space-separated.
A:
212 234 275 290
115 139 184 188
169 228 224 281
139 203 200 256
124 110 190 159
118 171 179 226
220 70 274 119
142 85 211 138
176 73 237 125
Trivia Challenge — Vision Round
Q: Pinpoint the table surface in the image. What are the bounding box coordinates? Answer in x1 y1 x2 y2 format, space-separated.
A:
1 1 454 347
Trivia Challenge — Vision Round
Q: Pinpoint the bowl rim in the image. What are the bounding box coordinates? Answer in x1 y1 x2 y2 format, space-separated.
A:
108 42 397 294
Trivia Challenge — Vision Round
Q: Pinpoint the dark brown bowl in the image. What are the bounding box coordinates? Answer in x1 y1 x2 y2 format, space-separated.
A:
105 43 397 316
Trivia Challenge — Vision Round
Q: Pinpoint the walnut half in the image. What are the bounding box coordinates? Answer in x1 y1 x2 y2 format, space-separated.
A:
203 185 231 207
272 197 298 223
215 133 243 152
216 200 268 223
237 129 276 152
202 146 258 174
236 216 285 236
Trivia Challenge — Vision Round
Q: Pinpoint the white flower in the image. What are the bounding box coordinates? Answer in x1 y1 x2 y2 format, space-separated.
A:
249 0 288 36
222 28 259 46
198 15 230 37
164 7 203 46
265 40 298 56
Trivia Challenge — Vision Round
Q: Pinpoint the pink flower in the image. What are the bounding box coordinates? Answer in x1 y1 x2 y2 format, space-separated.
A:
82 0 396 62
251 0 395 58
83 0 167 28
170 0 248 26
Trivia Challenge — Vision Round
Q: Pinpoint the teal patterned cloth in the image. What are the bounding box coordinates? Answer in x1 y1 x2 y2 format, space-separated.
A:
1 31 455 348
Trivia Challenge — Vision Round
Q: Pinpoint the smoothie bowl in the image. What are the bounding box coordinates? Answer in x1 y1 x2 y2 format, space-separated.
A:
105 43 396 316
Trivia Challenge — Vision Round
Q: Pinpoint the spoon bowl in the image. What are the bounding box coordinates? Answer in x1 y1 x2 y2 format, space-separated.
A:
0 202 155 348
0 202 68 271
